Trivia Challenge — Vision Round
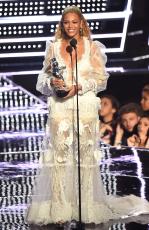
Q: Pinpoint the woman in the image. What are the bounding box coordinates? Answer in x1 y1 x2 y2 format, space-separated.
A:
127 114 149 148
26 6 149 226
99 94 119 145
141 84 149 113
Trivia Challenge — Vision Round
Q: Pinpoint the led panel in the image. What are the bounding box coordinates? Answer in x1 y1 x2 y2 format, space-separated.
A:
0 0 132 58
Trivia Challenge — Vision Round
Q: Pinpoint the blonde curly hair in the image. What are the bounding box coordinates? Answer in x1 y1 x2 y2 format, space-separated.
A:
55 6 91 40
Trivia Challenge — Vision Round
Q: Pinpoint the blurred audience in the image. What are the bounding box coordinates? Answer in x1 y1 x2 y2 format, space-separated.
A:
127 113 149 148
98 84 149 149
99 94 119 145
140 84 149 113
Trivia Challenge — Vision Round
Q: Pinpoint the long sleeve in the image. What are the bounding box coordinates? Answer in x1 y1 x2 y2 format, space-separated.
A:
78 40 109 95
36 40 54 96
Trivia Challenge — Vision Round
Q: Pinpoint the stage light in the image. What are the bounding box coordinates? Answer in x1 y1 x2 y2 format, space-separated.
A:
132 148 146 199
0 52 44 58
0 0 132 55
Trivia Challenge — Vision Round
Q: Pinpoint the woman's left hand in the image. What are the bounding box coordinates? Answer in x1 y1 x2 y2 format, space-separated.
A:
63 84 82 99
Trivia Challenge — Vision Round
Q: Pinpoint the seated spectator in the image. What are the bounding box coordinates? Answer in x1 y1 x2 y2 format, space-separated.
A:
114 102 143 146
99 94 120 145
127 113 149 148
140 84 149 113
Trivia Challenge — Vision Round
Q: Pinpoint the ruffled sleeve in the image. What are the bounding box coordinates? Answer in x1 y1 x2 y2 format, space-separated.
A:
36 40 54 96
78 40 109 95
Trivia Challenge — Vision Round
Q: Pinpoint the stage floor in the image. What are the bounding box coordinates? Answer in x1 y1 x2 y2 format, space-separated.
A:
0 76 149 230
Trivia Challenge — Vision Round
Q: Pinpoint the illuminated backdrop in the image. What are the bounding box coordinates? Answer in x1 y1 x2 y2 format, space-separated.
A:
0 0 132 59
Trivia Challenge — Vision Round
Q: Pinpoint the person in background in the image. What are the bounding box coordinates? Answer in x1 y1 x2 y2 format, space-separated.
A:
114 102 143 146
127 113 149 148
140 84 149 113
99 94 119 145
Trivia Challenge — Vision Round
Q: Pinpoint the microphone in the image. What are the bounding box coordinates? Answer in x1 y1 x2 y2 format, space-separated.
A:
66 45 73 55
70 38 77 49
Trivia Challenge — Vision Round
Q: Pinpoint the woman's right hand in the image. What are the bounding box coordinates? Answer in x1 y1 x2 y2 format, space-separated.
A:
63 84 82 99
50 77 65 88
63 85 76 98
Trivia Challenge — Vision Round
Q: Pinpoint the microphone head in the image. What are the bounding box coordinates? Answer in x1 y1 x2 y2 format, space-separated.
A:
70 38 77 48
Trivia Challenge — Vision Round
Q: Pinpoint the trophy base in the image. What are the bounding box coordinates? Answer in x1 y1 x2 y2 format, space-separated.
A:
54 89 69 98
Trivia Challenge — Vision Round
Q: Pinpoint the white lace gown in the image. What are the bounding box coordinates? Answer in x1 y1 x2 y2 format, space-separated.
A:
26 37 149 225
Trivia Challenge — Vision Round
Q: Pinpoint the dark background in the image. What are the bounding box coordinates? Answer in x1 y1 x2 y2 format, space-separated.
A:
4 0 149 106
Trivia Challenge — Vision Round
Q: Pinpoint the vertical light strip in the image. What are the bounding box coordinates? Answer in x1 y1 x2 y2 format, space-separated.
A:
132 147 146 199
120 0 133 51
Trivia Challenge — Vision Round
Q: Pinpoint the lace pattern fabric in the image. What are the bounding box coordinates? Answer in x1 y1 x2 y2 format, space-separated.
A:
26 38 149 225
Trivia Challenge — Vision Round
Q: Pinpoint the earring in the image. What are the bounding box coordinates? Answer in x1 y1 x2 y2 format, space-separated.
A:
79 28 83 36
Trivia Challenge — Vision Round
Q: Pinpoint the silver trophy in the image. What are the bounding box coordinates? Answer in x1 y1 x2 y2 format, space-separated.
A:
49 57 70 98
